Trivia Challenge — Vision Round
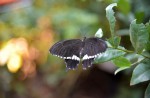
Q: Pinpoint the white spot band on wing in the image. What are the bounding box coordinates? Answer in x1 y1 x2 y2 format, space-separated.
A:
82 53 102 60
52 54 80 61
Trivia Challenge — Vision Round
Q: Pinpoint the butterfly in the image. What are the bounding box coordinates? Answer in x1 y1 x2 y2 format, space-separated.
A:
49 37 107 70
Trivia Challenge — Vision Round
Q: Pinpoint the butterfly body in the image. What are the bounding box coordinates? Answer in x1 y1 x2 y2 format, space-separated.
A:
50 37 107 70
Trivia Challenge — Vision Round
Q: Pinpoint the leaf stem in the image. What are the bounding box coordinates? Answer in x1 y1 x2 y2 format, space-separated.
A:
131 58 146 66
108 46 150 59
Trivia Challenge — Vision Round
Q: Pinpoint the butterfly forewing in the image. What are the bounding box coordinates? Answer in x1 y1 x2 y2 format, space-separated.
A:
82 37 107 57
50 39 82 58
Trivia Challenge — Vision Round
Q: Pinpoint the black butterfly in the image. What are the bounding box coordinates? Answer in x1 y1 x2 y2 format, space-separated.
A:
49 37 107 70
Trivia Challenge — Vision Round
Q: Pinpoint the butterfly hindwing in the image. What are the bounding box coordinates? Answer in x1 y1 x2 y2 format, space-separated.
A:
65 59 80 70
82 58 94 70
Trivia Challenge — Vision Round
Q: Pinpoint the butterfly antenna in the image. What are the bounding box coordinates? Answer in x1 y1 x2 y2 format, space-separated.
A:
79 28 86 39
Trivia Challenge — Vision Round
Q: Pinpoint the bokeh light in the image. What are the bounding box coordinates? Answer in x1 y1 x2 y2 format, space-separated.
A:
0 38 28 72
7 53 22 73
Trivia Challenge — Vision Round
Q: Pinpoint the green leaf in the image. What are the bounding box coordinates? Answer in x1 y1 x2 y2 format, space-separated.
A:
145 21 150 51
118 0 130 15
113 56 131 75
129 20 149 53
142 51 150 58
145 83 150 98
135 11 145 23
95 28 103 38
130 60 150 85
115 67 130 75
145 41 150 51
94 48 125 63
112 56 131 67
106 3 117 37
107 36 121 48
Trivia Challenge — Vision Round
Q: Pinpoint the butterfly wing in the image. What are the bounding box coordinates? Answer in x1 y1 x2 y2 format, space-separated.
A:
65 59 80 70
50 39 82 70
50 39 82 58
50 37 107 70
81 37 107 69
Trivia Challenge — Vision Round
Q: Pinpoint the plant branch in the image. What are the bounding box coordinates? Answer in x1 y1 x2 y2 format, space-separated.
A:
108 46 150 59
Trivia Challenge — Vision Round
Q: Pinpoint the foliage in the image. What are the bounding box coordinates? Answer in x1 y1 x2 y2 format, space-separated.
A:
95 3 150 98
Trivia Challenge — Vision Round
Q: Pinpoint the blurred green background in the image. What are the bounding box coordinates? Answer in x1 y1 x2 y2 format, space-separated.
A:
0 0 149 98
